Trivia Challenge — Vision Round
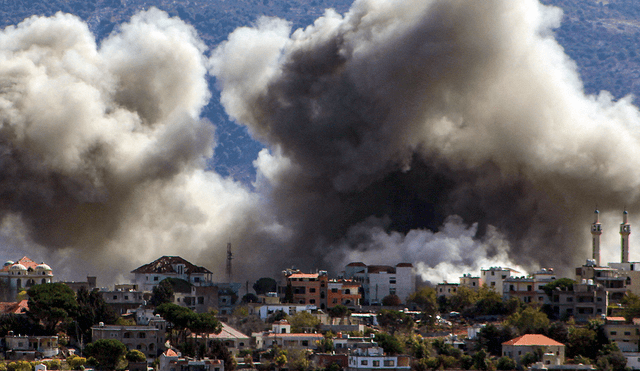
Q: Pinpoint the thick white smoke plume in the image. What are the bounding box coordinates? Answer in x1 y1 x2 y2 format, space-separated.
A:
3 0 640 286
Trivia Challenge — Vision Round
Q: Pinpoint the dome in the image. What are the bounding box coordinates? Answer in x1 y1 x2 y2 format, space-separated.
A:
4 261 13 266
36 263 52 271
10 263 27 271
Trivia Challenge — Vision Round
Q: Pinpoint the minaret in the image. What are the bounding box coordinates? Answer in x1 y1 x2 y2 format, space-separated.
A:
591 209 602 266
621 210 631 263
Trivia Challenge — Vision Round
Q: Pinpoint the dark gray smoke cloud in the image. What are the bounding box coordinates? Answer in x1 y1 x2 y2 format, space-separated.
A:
3 0 640 286
211 0 640 281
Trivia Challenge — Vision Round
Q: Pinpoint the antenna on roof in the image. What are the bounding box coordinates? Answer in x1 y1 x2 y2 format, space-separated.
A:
226 242 233 282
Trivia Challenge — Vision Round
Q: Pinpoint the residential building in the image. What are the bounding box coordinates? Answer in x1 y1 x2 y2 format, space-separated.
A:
311 353 349 370
100 288 146 315
4 334 59 360
60 276 97 293
0 257 53 301
283 269 328 309
481 267 519 292
347 345 411 371
91 320 167 359
248 303 317 321
0 300 28 315
195 322 250 356
131 256 214 292
460 274 482 290
436 282 459 298
549 280 608 322
158 349 224 371
502 334 565 366
575 262 626 303
327 279 361 308
503 268 556 305
252 320 323 350
603 316 640 352
342 263 415 305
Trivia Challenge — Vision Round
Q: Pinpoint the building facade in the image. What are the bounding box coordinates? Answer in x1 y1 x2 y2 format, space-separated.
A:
342 263 415 305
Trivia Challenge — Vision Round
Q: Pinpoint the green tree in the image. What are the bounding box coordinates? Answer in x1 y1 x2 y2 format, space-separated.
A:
73 286 118 343
520 351 541 367
407 287 438 314
207 339 237 371
567 327 598 359
496 356 516 370
67 355 87 370
125 349 147 362
382 294 402 306
150 279 174 306
287 311 320 333
449 286 479 312
477 324 516 356
596 343 626 371
376 309 413 334
506 307 550 335
253 277 277 295
27 283 78 334
473 349 491 371
328 305 351 318
374 333 404 355
85 339 127 370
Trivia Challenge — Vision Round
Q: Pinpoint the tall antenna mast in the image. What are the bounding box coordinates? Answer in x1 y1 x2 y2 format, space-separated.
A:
226 242 233 282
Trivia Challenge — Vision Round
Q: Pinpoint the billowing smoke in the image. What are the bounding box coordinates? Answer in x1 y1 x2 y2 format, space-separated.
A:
3 0 640 286
212 0 640 282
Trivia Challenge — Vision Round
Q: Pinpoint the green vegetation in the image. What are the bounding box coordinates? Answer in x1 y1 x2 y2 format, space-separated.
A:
85 339 127 370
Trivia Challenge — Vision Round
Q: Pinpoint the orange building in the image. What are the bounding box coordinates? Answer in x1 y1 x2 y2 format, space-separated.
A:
286 271 328 309
327 279 361 308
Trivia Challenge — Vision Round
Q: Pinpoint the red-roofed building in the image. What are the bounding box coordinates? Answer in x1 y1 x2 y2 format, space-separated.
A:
193 322 250 355
502 334 565 365
158 349 224 371
0 300 28 314
604 315 640 352
0 257 53 301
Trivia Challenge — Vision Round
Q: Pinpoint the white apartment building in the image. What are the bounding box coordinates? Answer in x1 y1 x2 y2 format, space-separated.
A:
342 263 415 305
481 267 519 292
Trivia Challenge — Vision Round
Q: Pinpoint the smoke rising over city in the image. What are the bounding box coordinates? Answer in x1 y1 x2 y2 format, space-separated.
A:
1 0 640 284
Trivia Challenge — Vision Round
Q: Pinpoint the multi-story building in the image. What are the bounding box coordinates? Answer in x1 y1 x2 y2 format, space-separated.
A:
283 270 329 309
60 276 97 293
460 274 482 290
248 303 317 321
436 283 460 298
0 257 53 301
4 334 58 360
342 263 415 305
503 268 557 305
327 279 361 308
196 322 251 356
159 349 224 371
92 320 167 359
131 256 214 292
576 262 626 303
548 280 608 322
603 316 640 353
481 267 519 292
101 288 147 315
347 344 411 371
252 320 323 350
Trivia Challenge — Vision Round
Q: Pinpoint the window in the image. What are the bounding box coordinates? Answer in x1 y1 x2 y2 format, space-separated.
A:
373 361 380 367
491 282 495 287
332 288 338 293
390 277 396 284
384 360 395 367
309 299 316 304
625 332 631 336
302 340 309 346
138 333 146 338
113 295 118 300
154 276 159 281
309 288 316 293
198 297 204 305
502 275 507 279
194 277 200 282
361 361 368 366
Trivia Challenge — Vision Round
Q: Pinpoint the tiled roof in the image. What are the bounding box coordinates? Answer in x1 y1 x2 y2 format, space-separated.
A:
165 349 179 357
346 262 367 267
131 256 212 275
0 300 28 314
203 322 250 340
606 316 626 322
502 334 564 346
0 257 39 272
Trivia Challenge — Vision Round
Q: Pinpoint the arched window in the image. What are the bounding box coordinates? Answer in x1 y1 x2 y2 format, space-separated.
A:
41 279 46 284
345 289 351 295
16 279 21 288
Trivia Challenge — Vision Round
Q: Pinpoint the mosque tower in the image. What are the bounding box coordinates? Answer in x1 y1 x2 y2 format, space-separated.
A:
591 209 602 266
621 210 631 263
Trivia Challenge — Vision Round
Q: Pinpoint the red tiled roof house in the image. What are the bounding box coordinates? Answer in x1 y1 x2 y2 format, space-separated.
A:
502 334 565 366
